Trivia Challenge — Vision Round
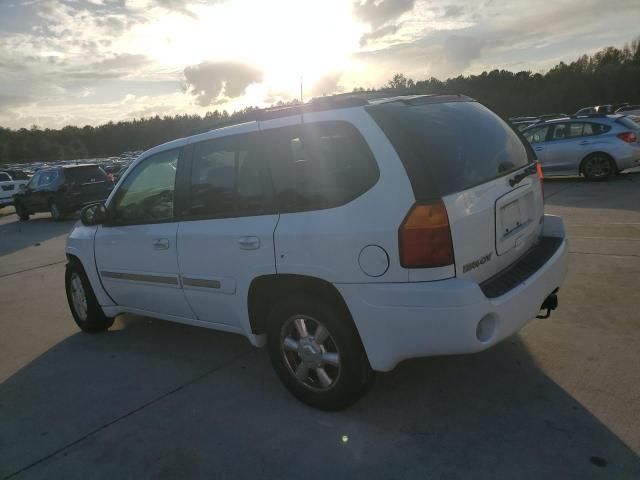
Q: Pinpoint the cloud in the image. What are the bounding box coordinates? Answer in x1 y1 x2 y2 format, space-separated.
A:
360 24 400 46
183 61 263 106
442 4 464 18
154 0 198 18
353 0 415 28
63 54 151 80
308 72 343 98
0 94 33 108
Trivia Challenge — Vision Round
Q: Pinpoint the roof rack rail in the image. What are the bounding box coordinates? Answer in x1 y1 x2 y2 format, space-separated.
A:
191 92 471 135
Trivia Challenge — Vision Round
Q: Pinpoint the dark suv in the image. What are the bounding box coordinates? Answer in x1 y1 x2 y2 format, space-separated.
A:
13 165 114 221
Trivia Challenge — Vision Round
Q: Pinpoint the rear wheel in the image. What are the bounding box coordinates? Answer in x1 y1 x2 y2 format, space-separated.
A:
15 201 29 221
266 295 374 410
65 259 114 332
582 153 615 181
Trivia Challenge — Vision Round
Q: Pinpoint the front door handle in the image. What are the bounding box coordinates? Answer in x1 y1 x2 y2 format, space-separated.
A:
152 238 170 250
238 236 260 250
578 140 591 145
534 146 544 151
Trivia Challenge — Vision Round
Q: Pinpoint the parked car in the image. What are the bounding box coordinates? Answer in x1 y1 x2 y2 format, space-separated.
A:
65 95 567 410
615 104 640 121
522 115 640 180
0 171 29 209
13 164 114 221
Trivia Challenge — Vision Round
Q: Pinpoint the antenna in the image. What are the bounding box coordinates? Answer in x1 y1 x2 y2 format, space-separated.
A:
300 75 303 103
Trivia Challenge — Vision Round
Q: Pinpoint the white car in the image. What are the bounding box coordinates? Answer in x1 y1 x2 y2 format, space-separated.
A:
0 171 29 209
65 95 568 410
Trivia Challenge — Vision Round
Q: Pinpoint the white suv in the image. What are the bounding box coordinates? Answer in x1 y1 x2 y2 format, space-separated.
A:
65 95 568 410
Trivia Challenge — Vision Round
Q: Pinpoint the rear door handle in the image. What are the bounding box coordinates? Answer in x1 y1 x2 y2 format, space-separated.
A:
238 236 260 250
152 238 170 250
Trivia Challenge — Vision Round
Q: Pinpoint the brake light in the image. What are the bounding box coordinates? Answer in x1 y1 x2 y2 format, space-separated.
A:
536 161 544 201
399 200 454 268
617 132 637 143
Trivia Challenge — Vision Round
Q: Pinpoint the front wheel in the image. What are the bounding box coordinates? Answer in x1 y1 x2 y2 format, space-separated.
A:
15 201 29 221
50 201 64 221
582 154 615 181
65 260 114 332
266 295 374 410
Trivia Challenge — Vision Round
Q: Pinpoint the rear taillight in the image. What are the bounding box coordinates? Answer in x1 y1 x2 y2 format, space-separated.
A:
536 161 544 201
617 132 637 143
399 200 454 268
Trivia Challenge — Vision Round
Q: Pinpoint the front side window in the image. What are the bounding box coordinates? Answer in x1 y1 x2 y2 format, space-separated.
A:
26 173 39 189
0 172 10 182
187 133 270 218
111 149 178 224
524 125 549 144
265 122 379 212
550 123 570 140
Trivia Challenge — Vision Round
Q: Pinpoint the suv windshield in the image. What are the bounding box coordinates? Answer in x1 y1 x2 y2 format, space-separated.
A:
367 100 532 200
64 166 108 184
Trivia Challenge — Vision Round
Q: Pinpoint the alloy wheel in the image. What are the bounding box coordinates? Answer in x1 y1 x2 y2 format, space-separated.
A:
280 315 341 391
584 156 612 179
69 272 88 321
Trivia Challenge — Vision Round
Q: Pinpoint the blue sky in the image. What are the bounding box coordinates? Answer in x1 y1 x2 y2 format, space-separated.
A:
0 0 638 129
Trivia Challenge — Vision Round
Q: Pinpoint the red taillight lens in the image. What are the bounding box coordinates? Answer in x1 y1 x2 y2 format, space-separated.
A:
536 161 544 201
399 200 454 268
617 132 637 143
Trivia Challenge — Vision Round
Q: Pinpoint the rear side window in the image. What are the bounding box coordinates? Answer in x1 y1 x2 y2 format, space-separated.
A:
524 125 549 144
265 121 379 213
582 122 611 136
64 166 108 184
187 133 271 218
366 101 531 199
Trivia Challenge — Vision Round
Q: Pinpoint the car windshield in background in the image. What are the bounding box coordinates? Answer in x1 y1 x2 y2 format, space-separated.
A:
64 166 108 183
366 100 531 200
617 116 640 130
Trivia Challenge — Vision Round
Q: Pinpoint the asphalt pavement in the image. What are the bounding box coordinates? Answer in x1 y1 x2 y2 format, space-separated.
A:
1 173 639 479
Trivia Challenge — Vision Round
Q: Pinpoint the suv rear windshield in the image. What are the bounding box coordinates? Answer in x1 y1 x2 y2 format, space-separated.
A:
63 166 108 183
366 100 531 200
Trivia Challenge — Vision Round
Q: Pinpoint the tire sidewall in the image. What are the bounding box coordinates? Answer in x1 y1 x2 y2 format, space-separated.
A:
65 260 112 332
266 295 373 410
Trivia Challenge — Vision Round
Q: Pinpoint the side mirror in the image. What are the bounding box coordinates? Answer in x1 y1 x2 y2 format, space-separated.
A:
80 202 108 226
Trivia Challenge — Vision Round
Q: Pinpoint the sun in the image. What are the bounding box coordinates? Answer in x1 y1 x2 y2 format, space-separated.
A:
122 0 363 101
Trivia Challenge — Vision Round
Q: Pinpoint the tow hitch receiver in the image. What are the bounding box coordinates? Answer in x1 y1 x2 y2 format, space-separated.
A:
537 290 559 319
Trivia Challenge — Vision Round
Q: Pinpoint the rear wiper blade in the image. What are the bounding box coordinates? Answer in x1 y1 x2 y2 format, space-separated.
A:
509 164 537 187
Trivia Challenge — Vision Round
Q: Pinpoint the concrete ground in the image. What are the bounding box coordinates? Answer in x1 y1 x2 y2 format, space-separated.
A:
1 173 639 479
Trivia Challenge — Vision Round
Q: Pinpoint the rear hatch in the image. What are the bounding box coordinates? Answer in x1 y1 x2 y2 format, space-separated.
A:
367 98 544 283
63 166 113 203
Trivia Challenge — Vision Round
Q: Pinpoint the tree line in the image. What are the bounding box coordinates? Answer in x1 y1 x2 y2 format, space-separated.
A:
1 37 639 164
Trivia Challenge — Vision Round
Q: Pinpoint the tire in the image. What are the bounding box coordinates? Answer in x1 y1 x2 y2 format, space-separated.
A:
266 294 374 410
50 200 64 221
581 153 615 181
65 259 114 333
14 201 29 221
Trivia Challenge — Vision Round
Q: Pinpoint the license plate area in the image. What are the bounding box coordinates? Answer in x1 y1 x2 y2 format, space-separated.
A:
496 189 535 255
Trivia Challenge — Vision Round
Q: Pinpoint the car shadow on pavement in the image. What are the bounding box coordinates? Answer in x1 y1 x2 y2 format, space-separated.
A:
544 171 640 212
0 215 76 258
0 316 638 479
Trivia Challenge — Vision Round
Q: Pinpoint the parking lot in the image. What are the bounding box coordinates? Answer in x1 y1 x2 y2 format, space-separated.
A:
1 173 639 479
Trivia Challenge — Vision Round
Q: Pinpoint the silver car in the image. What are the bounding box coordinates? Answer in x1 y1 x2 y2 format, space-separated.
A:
522 115 640 180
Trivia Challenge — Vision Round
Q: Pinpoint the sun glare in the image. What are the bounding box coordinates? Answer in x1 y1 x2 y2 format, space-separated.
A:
120 0 363 102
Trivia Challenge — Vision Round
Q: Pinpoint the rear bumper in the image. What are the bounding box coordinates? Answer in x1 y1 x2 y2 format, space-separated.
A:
336 214 568 371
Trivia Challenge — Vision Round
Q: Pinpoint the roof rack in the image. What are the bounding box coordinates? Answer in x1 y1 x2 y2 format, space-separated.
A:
192 93 470 135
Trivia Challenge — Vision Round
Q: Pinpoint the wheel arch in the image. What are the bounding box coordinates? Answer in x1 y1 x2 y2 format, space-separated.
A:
247 274 354 336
